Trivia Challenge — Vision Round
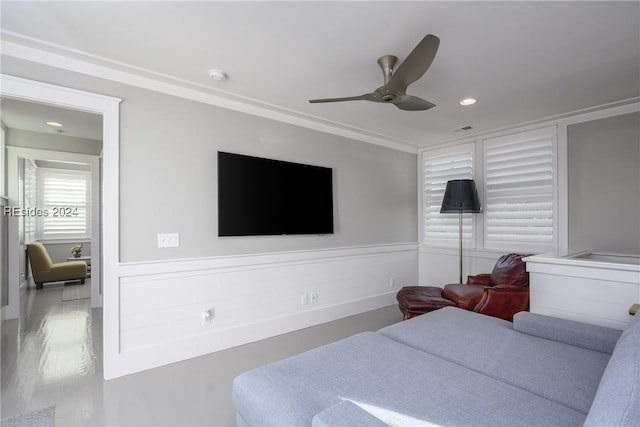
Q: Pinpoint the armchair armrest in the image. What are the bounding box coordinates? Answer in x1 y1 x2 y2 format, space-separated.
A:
466 273 492 286
513 312 622 354
473 285 529 321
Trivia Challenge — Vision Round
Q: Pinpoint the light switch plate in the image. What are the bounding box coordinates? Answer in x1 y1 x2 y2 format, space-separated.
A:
157 233 179 248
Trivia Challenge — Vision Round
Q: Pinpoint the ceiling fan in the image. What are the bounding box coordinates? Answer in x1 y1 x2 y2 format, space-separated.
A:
309 34 440 111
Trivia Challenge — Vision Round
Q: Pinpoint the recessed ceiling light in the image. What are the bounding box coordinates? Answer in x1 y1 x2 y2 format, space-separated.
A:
46 121 64 127
460 98 477 106
208 68 227 81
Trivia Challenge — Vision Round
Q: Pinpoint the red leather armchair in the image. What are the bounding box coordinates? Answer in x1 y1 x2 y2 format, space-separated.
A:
397 253 531 321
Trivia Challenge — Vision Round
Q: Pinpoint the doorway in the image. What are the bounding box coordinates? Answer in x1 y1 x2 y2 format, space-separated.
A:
0 74 120 379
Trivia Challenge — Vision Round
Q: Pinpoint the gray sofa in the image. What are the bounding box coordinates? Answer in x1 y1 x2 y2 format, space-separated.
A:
233 307 639 426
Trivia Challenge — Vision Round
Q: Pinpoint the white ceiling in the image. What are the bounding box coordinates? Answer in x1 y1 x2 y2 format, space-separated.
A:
1 1 639 150
0 98 102 140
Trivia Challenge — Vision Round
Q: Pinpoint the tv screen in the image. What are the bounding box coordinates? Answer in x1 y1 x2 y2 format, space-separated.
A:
217 152 334 236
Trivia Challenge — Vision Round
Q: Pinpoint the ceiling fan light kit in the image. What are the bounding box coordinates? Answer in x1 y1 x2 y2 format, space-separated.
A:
309 34 440 111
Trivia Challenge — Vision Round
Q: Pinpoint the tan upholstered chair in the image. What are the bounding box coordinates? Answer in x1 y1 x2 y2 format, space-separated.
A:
27 242 87 289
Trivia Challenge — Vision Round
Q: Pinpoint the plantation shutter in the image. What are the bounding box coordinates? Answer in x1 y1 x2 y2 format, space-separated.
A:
39 169 90 239
423 143 475 247
483 127 556 251
23 159 38 243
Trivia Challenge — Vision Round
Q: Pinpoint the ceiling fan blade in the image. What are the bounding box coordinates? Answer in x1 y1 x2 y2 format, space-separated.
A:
309 93 377 104
385 34 440 94
392 95 436 111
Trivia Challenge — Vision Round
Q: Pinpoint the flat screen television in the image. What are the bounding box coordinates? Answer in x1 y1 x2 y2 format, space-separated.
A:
217 152 334 236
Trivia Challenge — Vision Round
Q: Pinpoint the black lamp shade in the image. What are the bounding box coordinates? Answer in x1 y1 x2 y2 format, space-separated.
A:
440 179 482 213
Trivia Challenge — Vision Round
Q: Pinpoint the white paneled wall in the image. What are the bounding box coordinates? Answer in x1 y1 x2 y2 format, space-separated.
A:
527 253 640 330
108 243 417 377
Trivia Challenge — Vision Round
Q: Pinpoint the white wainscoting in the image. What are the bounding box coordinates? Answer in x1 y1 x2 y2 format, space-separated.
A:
526 252 640 330
106 243 417 378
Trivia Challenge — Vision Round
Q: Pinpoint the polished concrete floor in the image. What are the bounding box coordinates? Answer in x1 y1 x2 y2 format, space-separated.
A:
2 280 402 426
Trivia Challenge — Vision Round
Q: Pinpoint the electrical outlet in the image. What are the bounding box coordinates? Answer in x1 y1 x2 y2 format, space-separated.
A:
301 294 309 306
158 233 179 248
310 292 318 304
390 277 397 288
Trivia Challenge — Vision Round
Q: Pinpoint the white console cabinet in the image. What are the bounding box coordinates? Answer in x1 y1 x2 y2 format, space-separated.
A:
525 252 640 330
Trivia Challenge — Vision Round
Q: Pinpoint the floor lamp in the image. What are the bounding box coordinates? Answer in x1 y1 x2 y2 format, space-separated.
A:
440 179 482 284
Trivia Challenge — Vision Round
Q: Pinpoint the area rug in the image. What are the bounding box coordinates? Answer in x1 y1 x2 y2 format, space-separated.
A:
62 281 91 302
1 406 55 427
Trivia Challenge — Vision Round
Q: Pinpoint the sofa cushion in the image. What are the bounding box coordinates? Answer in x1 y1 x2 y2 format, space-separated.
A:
513 311 623 354
312 401 389 427
233 331 586 426
378 307 610 414
583 315 640 426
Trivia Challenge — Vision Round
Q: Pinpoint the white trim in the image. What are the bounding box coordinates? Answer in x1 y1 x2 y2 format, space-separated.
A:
0 127 5 198
557 123 569 255
423 98 640 148
556 102 640 127
118 242 418 277
0 74 120 378
1 37 417 154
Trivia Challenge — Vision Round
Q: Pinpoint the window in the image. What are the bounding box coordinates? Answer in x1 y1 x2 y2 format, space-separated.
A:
420 127 557 253
38 168 91 240
483 127 556 252
422 143 475 247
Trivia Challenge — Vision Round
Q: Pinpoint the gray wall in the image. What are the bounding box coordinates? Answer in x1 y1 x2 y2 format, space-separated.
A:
44 242 91 264
568 112 640 254
118 90 417 261
5 128 102 155
2 57 418 263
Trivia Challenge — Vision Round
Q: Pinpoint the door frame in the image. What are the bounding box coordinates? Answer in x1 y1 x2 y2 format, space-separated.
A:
1 74 120 379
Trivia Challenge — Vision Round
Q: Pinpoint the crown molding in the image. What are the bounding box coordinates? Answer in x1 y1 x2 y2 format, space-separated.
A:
0 32 418 154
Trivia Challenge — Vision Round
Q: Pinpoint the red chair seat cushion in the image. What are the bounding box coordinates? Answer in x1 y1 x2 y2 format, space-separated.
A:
396 286 456 318
442 283 486 310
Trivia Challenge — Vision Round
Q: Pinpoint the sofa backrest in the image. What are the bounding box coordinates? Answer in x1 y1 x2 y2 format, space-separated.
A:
584 314 640 426
27 242 53 273
490 253 530 287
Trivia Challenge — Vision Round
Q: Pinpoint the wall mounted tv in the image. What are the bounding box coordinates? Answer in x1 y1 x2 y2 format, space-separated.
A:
217 152 334 237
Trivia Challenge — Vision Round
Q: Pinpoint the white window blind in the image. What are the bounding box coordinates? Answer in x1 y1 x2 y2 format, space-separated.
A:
23 159 38 244
483 127 555 251
39 169 91 239
422 143 475 246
